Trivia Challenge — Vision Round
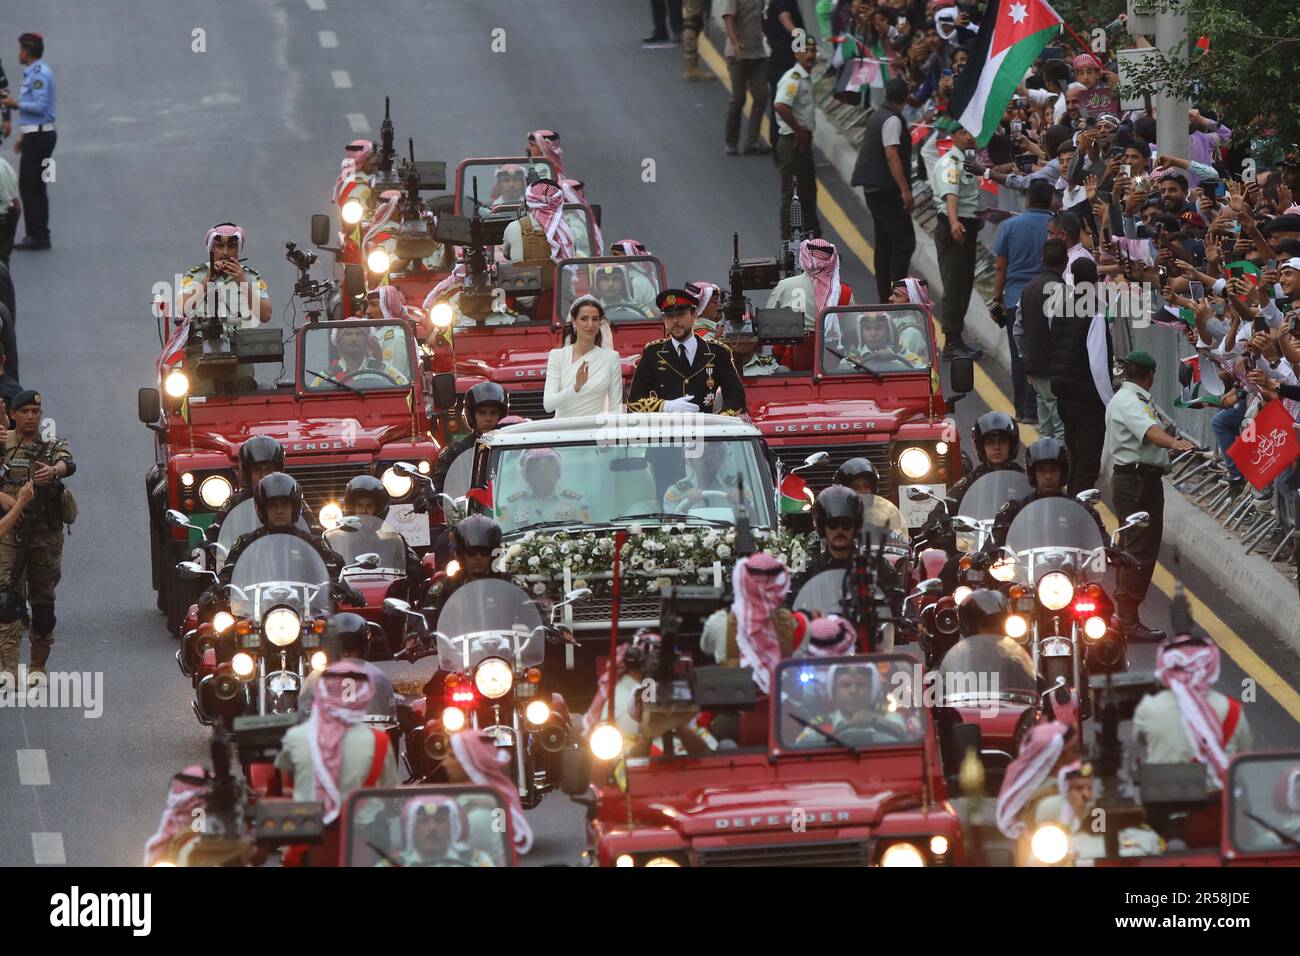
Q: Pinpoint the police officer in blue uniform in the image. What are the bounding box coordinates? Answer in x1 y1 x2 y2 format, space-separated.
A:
1 34 55 250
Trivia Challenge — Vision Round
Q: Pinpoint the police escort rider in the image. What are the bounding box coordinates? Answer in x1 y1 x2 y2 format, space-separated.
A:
0 389 74 682
208 435 318 539
981 437 1108 555
791 485 863 592
834 457 907 540
340 474 428 593
431 382 508 494
419 515 510 631
299 612 396 720
947 411 1023 512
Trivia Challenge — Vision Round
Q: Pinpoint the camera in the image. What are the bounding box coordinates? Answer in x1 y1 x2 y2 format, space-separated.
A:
285 241 317 272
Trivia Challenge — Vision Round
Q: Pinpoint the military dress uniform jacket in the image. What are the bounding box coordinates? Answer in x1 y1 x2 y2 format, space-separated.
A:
626 336 746 415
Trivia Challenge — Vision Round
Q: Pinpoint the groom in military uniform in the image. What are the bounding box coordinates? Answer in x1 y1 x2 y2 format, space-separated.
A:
627 288 747 415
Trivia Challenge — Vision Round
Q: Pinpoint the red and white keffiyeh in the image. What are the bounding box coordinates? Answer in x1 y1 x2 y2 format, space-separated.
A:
524 181 576 260
800 615 856 658
610 238 648 257
900 277 933 311
402 794 465 850
306 663 377 824
731 553 791 693
529 129 565 178
143 765 209 866
560 178 603 254
996 720 1070 838
372 285 422 322
363 189 402 248
687 281 720 318
423 265 467 313
205 222 245 255
799 239 842 314
1155 638 1229 786
333 140 373 202
449 732 534 854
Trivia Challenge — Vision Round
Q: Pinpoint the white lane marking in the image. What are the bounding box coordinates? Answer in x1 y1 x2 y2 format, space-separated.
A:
32 832 65 865
318 30 339 49
17 749 50 786
306 0 327 9
347 113 370 133
332 70 352 89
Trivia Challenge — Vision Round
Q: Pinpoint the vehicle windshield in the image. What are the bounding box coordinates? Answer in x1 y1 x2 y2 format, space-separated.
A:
216 499 311 567
1004 496 1110 587
1228 754 1300 855
228 532 332 621
936 634 1037 704
776 657 925 751
323 516 408 574
302 321 414 393
556 256 663 323
435 578 544 672
820 306 934 376
954 471 1032 554
459 160 555 214
343 786 511 867
491 437 776 532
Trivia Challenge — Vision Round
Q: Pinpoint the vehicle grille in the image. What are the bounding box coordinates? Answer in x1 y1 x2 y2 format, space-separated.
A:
571 594 662 626
287 461 371 511
781 443 894 498
505 389 551 421
696 839 870 867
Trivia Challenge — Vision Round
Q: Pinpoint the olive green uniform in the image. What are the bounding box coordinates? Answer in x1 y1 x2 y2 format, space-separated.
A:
0 429 73 678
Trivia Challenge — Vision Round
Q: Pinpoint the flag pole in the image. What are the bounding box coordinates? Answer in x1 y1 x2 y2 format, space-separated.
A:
1056 19 1106 73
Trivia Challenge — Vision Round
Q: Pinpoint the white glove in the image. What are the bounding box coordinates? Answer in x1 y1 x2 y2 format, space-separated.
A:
663 397 700 413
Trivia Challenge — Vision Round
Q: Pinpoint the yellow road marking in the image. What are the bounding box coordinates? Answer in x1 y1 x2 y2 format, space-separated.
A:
698 36 1300 721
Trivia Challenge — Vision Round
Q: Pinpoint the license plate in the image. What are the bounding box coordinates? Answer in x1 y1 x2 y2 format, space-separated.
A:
385 504 430 547
898 484 946 527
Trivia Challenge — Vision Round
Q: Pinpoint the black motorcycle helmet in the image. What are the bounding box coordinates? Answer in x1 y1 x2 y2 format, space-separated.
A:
462 382 509 433
957 589 1011 636
253 472 304 527
812 485 865 537
344 474 390 520
238 435 285 488
834 457 879 495
971 411 1020 465
451 514 503 557
321 612 371 661
1024 437 1070 487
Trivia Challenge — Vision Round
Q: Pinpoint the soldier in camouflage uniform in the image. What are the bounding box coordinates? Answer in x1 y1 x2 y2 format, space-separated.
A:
681 0 717 82
0 390 75 682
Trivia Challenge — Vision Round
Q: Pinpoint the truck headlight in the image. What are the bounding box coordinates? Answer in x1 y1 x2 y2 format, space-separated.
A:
898 447 932 480
367 248 391 274
381 466 413 499
263 607 301 647
474 658 513 699
1037 572 1074 611
164 370 190 398
644 856 682 867
1030 823 1070 864
319 501 343 530
589 723 625 761
880 842 926 867
341 199 365 225
199 475 233 510
430 302 454 328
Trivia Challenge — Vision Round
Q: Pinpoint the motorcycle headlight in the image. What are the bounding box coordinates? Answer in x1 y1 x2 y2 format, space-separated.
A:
367 248 391 274
880 842 926 867
589 723 625 761
164 369 189 398
231 652 256 678
474 658 514 699
341 199 365 225
263 607 302 647
441 706 467 732
381 466 413 500
1005 614 1028 639
319 501 343 530
898 447 933 481
990 557 1017 582
212 611 235 634
1084 615 1108 640
1037 572 1074 611
524 699 551 726
309 651 328 671
953 586 973 605
1030 823 1071 865
198 475 233 510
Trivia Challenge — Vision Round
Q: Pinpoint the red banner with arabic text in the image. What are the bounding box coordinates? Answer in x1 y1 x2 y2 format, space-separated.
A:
1227 400 1300 490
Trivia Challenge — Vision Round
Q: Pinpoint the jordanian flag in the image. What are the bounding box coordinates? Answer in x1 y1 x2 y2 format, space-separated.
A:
948 0 1063 147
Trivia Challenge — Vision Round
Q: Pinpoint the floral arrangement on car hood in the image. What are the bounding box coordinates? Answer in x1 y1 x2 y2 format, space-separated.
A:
498 524 813 596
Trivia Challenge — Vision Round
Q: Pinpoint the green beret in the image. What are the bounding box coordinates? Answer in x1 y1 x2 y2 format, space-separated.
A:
9 390 40 411
1119 351 1157 372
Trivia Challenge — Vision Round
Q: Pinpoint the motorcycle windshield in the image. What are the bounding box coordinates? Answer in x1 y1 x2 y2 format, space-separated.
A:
793 570 850 617
957 471 1033 523
228 533 333 621
1004 497 1111 588
216 499 310 568
442 450 474 500
936 634 1037 703
324 516 407 573
435 579 544 672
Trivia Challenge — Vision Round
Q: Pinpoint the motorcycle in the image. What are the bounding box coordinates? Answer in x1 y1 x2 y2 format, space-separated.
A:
325 514 425 654
383 581 587 808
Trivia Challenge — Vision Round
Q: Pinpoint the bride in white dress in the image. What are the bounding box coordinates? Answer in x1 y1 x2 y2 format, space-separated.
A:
543 295 624 418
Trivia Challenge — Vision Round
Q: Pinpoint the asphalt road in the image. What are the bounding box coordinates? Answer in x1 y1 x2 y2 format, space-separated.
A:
0 0 1294 866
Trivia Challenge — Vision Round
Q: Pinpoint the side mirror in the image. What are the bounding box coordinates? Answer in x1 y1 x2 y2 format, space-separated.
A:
432 373 457 411
165 509 194 530
803 451 830 468
563 587 592 604
1075 489 1101 505
906 486 933 502
177 561 215 582
349 553 381 571
310 214 332 248
335 516 363 532
948 356 975 397
138 387 161 425
916 577 944 595
559 747 592 797
394 461 424 480
1123 511 1151 529
950 516 977 533
589 203 602 228
343 263 366 301
383 598 412 617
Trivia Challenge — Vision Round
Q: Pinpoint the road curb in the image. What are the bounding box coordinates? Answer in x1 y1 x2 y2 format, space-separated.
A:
802 82 1300 654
